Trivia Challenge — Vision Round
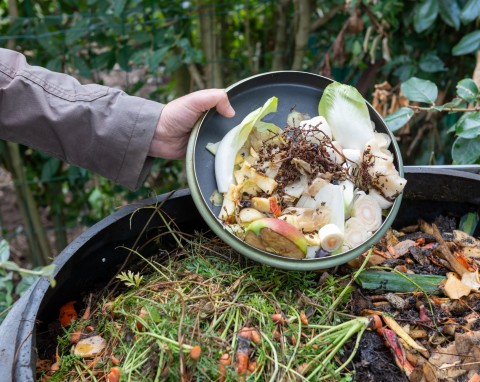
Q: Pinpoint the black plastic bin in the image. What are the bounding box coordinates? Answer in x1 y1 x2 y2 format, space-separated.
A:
1 166 479 381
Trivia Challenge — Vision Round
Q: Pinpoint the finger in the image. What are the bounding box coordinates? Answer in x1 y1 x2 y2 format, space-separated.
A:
215 93 235 118
188 89 235 117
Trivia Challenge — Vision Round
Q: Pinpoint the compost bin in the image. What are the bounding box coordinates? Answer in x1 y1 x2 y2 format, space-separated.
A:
0 165 479 382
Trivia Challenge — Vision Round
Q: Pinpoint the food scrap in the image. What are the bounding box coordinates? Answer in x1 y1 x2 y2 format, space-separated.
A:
209 82 406 259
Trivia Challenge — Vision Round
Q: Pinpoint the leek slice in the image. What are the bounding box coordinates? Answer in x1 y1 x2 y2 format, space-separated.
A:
318 82 374 151
319 223 343 252
351 193 382 231
344 217 371 248
215 97 278 193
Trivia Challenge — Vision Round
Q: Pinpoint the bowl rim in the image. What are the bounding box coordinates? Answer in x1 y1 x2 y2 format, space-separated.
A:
186 70 405 271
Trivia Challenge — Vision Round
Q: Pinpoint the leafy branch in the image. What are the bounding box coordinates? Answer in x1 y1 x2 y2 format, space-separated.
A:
385 76 480 165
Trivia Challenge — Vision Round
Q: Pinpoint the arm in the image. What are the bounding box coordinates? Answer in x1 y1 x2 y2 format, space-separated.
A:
0 48 161 190
0 48 235 190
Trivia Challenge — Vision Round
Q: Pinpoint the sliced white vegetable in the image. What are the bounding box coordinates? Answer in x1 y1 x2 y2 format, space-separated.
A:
284 175 309 199
234 162 277 195
299 115 332 141
368 189 394 209
325 141 344 164
307 177 329 196
218 184 239 222
314 184 345 231
209 190 223 206
278 214 301 229
296 195 316 208
251 197 271 213
339 180 355 213
206 141 220 155
351 193 383 231
363 142 407 199
238 208 265 225
344 217 371 248
215 97 278 193
304 232 321 246
372 132 391 149
237 180 261 196
318 82 374 151
287 110 311 128
282 207 331 232
319 223 344 252
342 149 361 164
306 245 320 259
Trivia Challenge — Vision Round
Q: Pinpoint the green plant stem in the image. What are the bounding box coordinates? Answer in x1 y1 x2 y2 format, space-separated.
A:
320 247 373 324
284 308 302 376
261 331 280 382
307 317 369 380
321 323 368 379
409 104 480 113
135 319 193 351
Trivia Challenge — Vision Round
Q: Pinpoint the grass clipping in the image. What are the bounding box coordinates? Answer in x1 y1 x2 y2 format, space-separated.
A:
43 234 370 382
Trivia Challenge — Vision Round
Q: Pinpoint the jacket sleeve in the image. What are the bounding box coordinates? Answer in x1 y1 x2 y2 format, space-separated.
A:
0 48 163 190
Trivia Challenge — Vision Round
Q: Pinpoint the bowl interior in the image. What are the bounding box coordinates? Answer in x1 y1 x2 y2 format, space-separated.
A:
187 71 404 270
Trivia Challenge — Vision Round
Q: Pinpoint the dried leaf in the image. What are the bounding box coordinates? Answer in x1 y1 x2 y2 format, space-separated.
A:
464 246 480 258
429 342 466 380
461 270 480 290
393 239 416 258
444 272 471 299
433 225 469 276
453 230 480 247
455 331 480 371
418 219 434 234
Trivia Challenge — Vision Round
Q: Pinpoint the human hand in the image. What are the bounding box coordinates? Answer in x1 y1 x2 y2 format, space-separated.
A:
149 88 235 159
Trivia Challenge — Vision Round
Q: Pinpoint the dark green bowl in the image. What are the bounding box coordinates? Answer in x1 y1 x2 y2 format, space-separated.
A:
186 71 404 270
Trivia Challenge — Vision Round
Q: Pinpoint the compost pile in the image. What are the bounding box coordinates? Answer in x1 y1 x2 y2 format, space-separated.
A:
35 212 480 382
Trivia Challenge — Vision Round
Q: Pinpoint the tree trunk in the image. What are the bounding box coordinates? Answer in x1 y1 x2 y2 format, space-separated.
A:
197 0 223 88
3 144 51 266
291 0 312 70
272 0 291 71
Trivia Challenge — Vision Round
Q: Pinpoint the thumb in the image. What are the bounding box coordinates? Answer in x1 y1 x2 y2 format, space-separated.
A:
188 89 235 118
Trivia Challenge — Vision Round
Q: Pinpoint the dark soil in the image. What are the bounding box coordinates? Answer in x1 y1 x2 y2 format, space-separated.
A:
352 331 408 382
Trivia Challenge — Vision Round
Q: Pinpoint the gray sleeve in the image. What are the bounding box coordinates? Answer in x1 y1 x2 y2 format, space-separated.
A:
0 48 163 190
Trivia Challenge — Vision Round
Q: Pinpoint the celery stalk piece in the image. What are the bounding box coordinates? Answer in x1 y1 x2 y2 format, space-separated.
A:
318 82 374 151
215 97 278 193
